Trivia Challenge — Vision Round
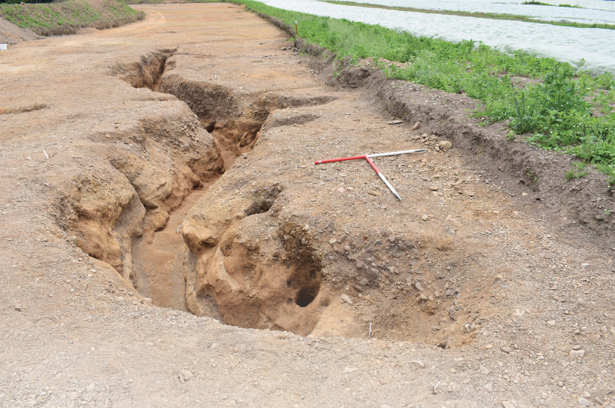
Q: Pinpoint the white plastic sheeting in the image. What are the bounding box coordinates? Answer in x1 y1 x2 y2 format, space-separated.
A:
329 0 615 25
260 0 615 75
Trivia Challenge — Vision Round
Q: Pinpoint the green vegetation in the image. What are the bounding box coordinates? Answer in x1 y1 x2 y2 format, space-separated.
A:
566 161 589 180
323 1 612 30
0 0 54 4
229 0 615 187
0 0 144 35
522 1 553 5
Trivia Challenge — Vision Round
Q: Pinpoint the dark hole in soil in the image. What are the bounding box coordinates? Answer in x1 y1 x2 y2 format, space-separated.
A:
245 200 275 216
204 121 216 133
295 287 317 307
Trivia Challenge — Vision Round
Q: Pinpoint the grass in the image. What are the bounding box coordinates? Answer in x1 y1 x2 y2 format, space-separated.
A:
322 1 612 30
223 0 615 187
0 0 144 35
566 161 589 180
523 0 582 6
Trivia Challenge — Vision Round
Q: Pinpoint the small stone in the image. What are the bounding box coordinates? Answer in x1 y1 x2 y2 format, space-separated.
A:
522 192 528 196
547 320 556 326
578 397 590 407
485 344 493 349
341 294 353 304
572 345 581 350
570 350 586 358
337 187 345 193
502 402 516 408
412 122 421 130
387 120 403 125
368 190 381 196
422 215 429 221
558 381 564 387
181 370 193 381
438 141 452 151
414 282 424 291
85 383 95 392
429 185 439 191
360 278 369 285
466 191 475 197
501 346 512 354
410 361 425 368
450 368 456 373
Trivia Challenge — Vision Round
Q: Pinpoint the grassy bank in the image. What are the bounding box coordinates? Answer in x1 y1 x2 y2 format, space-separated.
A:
0 0 144 36
224 0 614 186
323 0 615 31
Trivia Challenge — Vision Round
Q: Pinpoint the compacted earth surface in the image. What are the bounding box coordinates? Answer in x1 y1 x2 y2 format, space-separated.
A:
1 3 615 407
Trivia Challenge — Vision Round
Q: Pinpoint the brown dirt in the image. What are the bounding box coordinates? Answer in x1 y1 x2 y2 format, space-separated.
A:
1 3 615 408
0 16 41 45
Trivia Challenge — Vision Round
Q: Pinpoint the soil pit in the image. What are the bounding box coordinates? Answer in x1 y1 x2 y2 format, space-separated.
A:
97 45 494 348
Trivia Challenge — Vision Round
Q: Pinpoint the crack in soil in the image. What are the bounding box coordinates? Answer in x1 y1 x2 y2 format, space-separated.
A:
108 50 334 332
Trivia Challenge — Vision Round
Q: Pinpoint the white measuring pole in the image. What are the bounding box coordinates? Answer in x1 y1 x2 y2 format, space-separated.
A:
378 172 401 201
367 148 427 158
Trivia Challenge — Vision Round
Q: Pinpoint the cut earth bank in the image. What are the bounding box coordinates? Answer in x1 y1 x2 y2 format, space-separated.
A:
1 3 615 407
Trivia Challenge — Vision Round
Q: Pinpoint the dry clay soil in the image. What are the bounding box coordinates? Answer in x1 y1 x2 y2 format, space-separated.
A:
2 4 615 408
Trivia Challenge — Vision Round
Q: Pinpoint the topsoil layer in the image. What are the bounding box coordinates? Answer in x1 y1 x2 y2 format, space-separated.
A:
0 16 40 44
1 3 615 408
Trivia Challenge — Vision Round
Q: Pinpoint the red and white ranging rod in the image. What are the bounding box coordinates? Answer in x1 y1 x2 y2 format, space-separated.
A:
314 149 427 201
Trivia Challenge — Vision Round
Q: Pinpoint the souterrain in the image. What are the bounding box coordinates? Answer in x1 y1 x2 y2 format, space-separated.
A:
1 3 615 407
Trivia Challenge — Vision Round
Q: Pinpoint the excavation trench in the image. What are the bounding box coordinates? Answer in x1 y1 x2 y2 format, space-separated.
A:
58 45 491 346
89 44 487 345
104 50 330 335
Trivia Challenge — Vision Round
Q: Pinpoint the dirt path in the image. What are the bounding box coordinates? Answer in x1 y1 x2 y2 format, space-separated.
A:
1 4 614 408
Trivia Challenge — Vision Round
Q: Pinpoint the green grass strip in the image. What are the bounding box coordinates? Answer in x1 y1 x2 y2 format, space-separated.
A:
322 0 615 30
0 0 143 35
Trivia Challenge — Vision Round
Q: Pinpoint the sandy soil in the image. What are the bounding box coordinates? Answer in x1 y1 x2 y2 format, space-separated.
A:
0 17 40 45
1 3 615 408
